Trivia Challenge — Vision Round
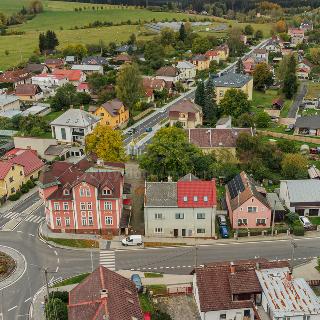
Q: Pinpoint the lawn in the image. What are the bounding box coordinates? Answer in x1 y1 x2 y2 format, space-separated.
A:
46 237 99 248
305 81 320 100
139 294 154 313
52 273 90 287
42 110 64 123
310 217 320 225
144 272 163 278
252 89 279 111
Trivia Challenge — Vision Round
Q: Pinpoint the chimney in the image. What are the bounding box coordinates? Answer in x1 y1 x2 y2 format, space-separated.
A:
286 272 292 282
100 288 108 299
230 262 235 274
168 175 172 182
256 262 260 270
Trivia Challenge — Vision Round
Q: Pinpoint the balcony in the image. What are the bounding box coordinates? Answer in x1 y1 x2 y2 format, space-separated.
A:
72 128 85 136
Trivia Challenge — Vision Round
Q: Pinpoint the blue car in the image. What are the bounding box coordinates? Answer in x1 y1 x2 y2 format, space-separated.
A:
131 274 143 293
220 225 229 238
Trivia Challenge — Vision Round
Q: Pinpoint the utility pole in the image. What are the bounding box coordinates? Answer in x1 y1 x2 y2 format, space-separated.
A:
271 199 276 236
290 240 297 273
44 268 50 302
194 245 198 268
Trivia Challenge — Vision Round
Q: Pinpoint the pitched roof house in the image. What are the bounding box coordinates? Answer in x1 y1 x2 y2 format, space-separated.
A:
68 266 144 320
204 50 220 63
45 58 64 70
0 69 32 87
82 56 108 66
191 55 210 71
53 69 86 85
225 171 271 229
15 84 43 102
25 63 50 74
169 99 202 128
176 61 196 81
294 115 320 136
0 95 20 112
144 173 217 238
155 66 180 83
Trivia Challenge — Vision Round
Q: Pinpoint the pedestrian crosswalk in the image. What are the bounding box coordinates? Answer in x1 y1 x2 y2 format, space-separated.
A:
0 211 44 224
100 250 116 271
24 214 45 223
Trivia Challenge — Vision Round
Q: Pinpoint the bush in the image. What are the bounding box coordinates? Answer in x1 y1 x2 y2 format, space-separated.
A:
8 191 22 201
292 224 305 236
26 180 35 189
20 184 29 194
49 291 68 303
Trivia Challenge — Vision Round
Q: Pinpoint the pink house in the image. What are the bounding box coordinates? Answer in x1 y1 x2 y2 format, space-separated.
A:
39 159 128 235
225 172 271 229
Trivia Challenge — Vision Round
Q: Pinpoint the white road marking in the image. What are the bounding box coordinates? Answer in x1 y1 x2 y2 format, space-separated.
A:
7 306 17 312
24 297 31 303
57 258 60 264
28 234 35 237
55 266 59 272
54 251 58 256
17 230 23 233
99 250 115 271
48 245 52 249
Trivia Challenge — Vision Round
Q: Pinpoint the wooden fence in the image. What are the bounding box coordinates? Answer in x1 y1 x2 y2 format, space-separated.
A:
258 130 320 145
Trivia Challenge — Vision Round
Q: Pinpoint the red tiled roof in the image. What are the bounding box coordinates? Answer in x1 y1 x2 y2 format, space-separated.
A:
0 69 31 83
77 82 89 90
53 69 83 82
68 266 143 320
196 259 290 313
0 162 13 179
156 66 179 77
15 84 42 96
142 77 165 90
114 54 132 62
205 50 219 57
45 58 64 67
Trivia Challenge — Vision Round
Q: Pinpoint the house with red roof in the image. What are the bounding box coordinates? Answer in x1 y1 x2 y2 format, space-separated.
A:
76 82 90 94
53 69 86 86
68 266 144 320
204 50 220 63
39 159 130 234
144 173 217 238
0 149 44 199
288 28 305 46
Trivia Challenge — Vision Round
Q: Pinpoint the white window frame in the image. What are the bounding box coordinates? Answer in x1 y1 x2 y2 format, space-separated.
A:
63 202 69 210
197 213 205 219
104 201 112 210
248 206 258 213
203 196 208 202
81 216 87 226
154 227 163 234
183 196 188 202
105 216 113 225
65 217 70 226
103 188 112 195
87 202 92 210
53 202 60 211
56 217 61 226
80 202 86 210
63 189 69 195
85 189 91 197
175 213 184 219
256 218 266 226
193 196 198 202
80 188 85 197
155 213 163 220
197 228 205 234
88 214 93 226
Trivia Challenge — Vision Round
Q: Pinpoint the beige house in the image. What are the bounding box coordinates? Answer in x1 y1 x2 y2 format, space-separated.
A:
212 73 253 104
169 100 202 128
191 55 210 71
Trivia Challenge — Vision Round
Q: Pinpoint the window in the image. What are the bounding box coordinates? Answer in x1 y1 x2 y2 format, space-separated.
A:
105 216 113 225
63 203 69 210
238 218 248 226
154 227 163 234
54 202 60 211
61 128 66 140
219 315 226 320
102 189 112 195
175 213 184 219
80 188 85 197
80 202 86 210
197 213 205 219
82 216 87 226
104 201 112 210
256 218 266 226
65 217 70 226
197 228 205 234
9 177 14 183
203 196 208 202
20 171 23 176
240 207 243 211
248 206 258 213
88 214 93 226
56 217 61 226
183 196 188 202
63 189 69 195
11 187 15 193
193 196 198 202
155 213 163 220
303 316 310 320
85 189 91 197
87 202 92 210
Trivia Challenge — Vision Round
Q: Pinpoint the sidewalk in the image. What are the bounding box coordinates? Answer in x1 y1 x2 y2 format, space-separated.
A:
293 258 320 281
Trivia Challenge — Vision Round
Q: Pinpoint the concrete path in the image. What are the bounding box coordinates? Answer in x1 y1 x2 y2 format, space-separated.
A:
293 258 320 281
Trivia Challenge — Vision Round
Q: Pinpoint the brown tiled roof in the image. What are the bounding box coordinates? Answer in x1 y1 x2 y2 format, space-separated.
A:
0 69 31 83
101 98 126 117
45 58 64 67
169 99 202 114
68 266 143 320
26 63 48 74
15 84 42 96
142 77 165 90
196 258 290 313
156 66 179 77
187 128 252 148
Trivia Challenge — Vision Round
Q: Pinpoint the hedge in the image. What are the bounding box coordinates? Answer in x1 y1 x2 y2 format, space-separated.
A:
8 191 22 201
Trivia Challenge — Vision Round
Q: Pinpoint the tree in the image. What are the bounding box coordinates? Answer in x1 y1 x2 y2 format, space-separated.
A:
253 63 273 91
128 33 136 45
277 140 297 153
39 30 59 53
160 27 175 47
309 48 320 65
144 42 164 70
275 20 287 33
139 127 202 181
38 32 46 53
283 72 298 99
63 44 87 60
237 112 254 128
85 125 127 162
254 112 271 128
192 37 211 54
227 27 246 57
244 24 254 36
209 60 218 75
195 81 205 107
235 58 244 74
116 63 143 113
203 77 218 124
29 0 44 14
255 30 264 40
281 153 308 179
179 23 187 42
51 84 78 111
45 298 67 320
219 89 251 118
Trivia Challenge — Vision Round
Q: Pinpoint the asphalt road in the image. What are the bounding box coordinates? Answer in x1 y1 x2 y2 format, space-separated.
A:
287 82 307 118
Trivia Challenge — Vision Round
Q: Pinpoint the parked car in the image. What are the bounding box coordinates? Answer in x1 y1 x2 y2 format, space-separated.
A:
145 127 152 132
219 225 229 238
131 274 143 293
285 124 294 132
299 216 312 229
121 235 143 246
217 214 227 226
310 148 319 155
127 128 136 135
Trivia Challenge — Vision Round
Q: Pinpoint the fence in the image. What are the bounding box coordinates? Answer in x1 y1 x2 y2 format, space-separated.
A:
258 130 320 145
166 284 193 295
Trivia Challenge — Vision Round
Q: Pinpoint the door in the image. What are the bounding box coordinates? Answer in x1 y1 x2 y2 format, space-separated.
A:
173 229 178 237
182 229 186 237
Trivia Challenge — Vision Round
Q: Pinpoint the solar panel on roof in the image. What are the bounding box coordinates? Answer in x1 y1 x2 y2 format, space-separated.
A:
228 174 245 199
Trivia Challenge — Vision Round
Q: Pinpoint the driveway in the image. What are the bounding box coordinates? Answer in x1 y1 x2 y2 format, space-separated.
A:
287 83 307 118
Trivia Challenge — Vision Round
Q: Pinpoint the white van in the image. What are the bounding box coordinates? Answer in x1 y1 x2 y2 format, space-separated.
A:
121 235 143 246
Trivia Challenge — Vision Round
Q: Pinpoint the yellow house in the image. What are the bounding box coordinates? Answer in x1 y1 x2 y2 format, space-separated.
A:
0 163 25 198
216 44 229 61
191 55 210 71
213 73 253 104
94 99 129 128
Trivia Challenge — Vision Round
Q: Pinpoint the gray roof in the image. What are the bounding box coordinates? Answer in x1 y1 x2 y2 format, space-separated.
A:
178 173 199 181
145 182 177 207
0 130 18 137
44 145 66 156
0 95 19 107
82 56 108 66
0 110 22 118
176 61 195 69
71 65 103 71
50 108 100 128
282 179 320 203
295 115 320 129
212 73 252 88
266 193 285 211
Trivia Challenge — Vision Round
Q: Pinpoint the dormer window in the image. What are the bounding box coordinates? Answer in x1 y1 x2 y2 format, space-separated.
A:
193 196 198 202
183 196 188 202
102 188 112 195
63 189 69 195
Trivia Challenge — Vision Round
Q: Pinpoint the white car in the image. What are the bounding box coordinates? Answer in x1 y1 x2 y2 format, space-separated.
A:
299 216 312 228
121 235 143 246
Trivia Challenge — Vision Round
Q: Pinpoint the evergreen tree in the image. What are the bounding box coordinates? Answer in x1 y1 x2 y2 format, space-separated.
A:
38 32 46 53
283 72 298 99
195 81 205 107
179 23 187 42
236 58 244 74
203 78 218 124
46 30 59 51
